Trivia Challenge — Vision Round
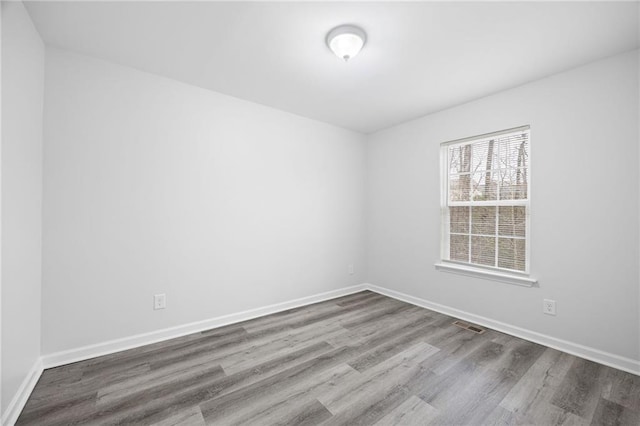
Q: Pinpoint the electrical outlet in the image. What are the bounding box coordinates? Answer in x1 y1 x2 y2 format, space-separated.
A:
348 264 354 275
543 299 556 316
154 293 166 310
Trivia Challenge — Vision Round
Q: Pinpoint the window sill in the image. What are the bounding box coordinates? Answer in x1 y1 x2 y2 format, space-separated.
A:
435 262 537 287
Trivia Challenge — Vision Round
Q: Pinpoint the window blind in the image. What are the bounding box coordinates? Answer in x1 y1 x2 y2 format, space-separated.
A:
442 127 530 273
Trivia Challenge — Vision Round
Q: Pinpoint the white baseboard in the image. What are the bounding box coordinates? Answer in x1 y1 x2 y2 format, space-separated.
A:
9 281 639 424
42 282 640 375
41 284 368 369
2 358 43 426
8 285 366 423
366 284 640 376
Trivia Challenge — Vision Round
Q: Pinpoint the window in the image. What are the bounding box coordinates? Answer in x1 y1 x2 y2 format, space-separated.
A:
440 126 530 275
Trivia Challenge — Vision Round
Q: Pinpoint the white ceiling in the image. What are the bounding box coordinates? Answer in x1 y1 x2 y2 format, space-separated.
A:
25 1 639 134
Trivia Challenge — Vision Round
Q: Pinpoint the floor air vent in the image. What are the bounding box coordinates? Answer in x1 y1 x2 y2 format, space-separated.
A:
452 320 486 334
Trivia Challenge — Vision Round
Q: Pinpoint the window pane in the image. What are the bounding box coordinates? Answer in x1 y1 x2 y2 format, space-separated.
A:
471 172 498 201
450 234 469 262
471 139 498 172
471 206 496 235
498 168 528 200
449 145 472 175
449 206 469 234
498 238 526 271
471 236 495 266
498 134 528 169
449 174 471 202
498 206 526 237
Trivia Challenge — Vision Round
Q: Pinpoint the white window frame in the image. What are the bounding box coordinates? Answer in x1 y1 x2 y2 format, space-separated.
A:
435 126 537 287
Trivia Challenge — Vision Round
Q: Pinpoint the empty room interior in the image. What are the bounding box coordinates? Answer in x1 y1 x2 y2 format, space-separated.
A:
2 0 640 425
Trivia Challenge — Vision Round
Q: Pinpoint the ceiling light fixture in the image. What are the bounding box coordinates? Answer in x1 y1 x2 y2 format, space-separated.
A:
326 25 366 62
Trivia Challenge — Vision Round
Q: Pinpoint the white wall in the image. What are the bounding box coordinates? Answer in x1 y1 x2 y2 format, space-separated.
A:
1 1 44 414
366 50 640 363
41 48 366 355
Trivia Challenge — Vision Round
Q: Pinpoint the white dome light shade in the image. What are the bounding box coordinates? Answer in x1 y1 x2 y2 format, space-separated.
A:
326 25 366 61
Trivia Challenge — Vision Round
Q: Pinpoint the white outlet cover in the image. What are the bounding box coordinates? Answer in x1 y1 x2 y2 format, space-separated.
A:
154 293 166 310
543 299 556 316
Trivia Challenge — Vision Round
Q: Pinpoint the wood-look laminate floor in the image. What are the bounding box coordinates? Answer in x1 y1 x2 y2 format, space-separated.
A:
17 291 640 425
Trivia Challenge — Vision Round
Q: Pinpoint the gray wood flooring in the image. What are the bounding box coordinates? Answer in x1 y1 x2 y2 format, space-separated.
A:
16 291 640 425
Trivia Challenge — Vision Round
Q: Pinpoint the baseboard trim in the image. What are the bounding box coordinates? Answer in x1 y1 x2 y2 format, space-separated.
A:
41 284 368 369
11 281 639 424
366 284 640 376
2 358 43 426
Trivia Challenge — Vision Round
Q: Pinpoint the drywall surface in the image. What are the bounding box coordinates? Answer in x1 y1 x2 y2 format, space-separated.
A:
366 50 640 362
1 1 44 413
41 48 366 354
